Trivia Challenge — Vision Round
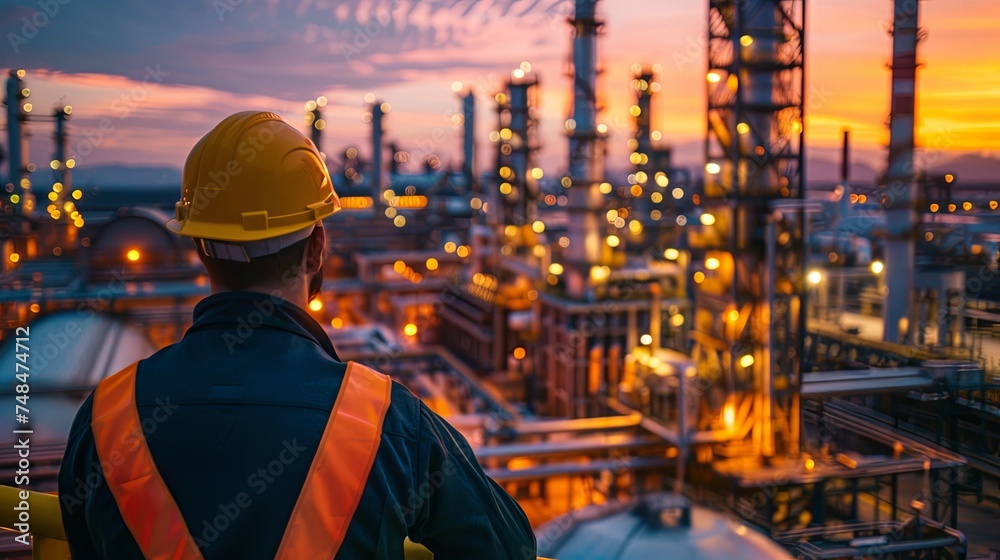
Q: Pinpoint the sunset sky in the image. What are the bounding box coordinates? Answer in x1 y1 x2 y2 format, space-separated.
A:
3 0 999 182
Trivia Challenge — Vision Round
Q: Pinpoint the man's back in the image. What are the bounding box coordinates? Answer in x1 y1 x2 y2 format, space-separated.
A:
59 292 536 559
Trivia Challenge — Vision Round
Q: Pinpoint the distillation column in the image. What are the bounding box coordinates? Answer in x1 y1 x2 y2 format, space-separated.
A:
883 0 920 343
697 0 805 459
565 0 605 267
5 70 32 217
462 90 476 193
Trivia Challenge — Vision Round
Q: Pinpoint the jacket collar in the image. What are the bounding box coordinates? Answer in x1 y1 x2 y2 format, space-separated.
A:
186 291 340 361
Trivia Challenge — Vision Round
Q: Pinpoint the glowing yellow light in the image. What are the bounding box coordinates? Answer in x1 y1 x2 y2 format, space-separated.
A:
705 163 721 174
512 68 525 79
404 323 418 337
947 203 956 213
9 253 20 263
707 72 721 83
470 197 483 210
126 249 141 262
513 347 526 360
693 271 705 284
599 182 613 194
50 160 59 170
670 314 684 327
308 299 323 312
451 81 463 92
651 130 662 141
655 173 669 187
991 200 999 210
635 171 648 184
737 122 750 135
380 102 391 113
871 261 884 275
457 245 470 258
639 334 652 346
723 402 736 429
629 105 642 117
394 260 406 274
532 245 546 258
393 215 406 227
944 173 954 183
530 168 544 180
672 188 685 200
63 201 74 212
590 265 611 282
495 92 507 105
739 35 754 47
426 258 439 271
549 263 564 275
314 119 326 130
316 96 328 107
499 182 512 195
500 129 513 141
444 242 456 253
331 317 344 329
727 309 740 322
630 185 643 197
664 248 679 260
531 221 545 233
606 235 620 248
50 210 61 220
805 458 816 471
739 354 755 368
597 123 608 134
9 194 20 204
23 103 32 113
700 213 716 226
705 257 720 270
47 192 57 202
807 270 822 285
499 165 512 179
628 220 642 234
963 201 972 211
19 178 30 189
929 203 939 212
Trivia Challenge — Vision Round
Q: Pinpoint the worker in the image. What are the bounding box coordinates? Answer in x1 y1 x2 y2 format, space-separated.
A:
58 111 537 559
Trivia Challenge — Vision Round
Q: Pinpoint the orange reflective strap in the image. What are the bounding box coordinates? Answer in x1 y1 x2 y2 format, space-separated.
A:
91 362 204 560
275 360 392 560
90 360 392 560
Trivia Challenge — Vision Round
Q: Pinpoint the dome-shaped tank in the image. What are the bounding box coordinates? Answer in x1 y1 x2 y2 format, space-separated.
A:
0 311 156 445
537 493 793 559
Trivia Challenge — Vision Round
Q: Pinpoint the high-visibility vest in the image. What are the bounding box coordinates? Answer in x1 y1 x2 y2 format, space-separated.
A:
90 360 393 560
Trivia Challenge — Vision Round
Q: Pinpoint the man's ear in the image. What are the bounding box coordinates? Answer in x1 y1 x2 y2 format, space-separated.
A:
305 223 327 273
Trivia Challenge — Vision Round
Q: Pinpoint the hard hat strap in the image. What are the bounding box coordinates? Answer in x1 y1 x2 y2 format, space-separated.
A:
198 224 317 263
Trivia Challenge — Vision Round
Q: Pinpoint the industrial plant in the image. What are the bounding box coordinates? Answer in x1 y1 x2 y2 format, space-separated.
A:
1 0 998 558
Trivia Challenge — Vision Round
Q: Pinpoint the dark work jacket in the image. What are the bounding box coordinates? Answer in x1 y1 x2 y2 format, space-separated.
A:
58 291 536 559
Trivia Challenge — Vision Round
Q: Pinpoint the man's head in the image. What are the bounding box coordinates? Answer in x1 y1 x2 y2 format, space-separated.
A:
167 111 340 305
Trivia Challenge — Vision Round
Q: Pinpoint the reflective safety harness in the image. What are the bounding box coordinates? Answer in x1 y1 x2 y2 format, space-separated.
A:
90 361 392 560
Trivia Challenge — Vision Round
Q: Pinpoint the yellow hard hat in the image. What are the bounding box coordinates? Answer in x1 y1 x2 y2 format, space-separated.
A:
167 111 340 260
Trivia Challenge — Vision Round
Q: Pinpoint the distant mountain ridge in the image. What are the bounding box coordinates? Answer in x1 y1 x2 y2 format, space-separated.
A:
61 153 1000 189
68 164 182 187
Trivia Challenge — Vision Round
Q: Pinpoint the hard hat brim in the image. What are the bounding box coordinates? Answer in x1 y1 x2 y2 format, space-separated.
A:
165 216 323 244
